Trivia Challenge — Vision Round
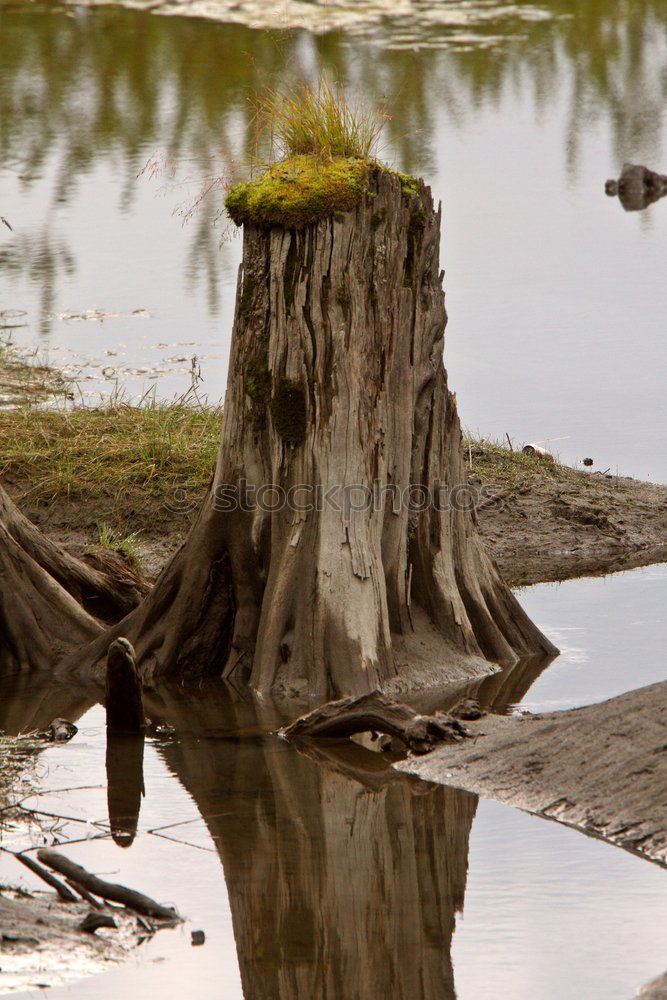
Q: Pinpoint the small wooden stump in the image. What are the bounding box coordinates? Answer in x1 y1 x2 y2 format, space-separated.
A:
105 638 144 733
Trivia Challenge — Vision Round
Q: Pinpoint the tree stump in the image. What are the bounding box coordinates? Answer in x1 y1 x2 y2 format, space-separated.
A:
60 164 555 698
105 638 145 733
0 484 148 623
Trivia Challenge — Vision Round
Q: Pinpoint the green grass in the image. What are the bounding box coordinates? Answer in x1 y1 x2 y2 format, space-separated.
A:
96 524 144 567
463 436 578 490
1 340 72 407
0 402 221 526
254 79 386 162
225 82 417 230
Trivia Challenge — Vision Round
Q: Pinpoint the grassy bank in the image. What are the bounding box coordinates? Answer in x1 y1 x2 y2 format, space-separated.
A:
0 402 221 527
463 437 588 490
1 402 607 522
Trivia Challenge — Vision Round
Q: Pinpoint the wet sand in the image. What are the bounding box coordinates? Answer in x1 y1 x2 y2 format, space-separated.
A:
398 680 667 867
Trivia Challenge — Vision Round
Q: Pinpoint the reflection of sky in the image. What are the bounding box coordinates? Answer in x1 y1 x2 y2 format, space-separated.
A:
1 4 667 479
12 663 667 1000
454 797 667 1000
516 563 667 712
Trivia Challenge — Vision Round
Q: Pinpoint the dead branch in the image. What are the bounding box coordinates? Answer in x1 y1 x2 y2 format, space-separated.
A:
37 849 179 920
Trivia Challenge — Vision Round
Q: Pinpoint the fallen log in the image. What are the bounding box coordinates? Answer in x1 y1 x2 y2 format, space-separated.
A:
11 850 79 903
37 849 179 920
279 691 471 755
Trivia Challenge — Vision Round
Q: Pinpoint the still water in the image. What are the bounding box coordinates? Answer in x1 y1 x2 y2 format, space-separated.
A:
1 3 667 998
1 565 666 1000
1 1 667 479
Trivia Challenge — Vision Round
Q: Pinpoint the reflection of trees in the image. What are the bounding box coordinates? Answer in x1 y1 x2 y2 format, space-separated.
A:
2 641 555 997
147 684 475 1000
1 2 666 321
0 230 75 335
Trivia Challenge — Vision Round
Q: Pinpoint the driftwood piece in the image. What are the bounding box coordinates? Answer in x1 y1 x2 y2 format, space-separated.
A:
13 851 79 903
0 483 148 622
279 692 471 755
66 879 103 908
105 638 145 733
37 849 178 920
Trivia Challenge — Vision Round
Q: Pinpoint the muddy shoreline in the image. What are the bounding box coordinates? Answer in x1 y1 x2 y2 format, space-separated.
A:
0 888 150 993
4 454 665 586
398 679 667 868
475 466 667 587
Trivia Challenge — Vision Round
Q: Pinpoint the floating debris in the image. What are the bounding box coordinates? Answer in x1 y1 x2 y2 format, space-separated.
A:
53 308 151 323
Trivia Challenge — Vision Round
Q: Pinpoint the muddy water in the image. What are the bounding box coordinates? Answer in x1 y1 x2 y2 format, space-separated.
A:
1 1 667 478
1 565 666 1000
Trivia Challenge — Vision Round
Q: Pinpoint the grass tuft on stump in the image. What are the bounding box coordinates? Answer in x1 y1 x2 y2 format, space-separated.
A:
225 82 417 229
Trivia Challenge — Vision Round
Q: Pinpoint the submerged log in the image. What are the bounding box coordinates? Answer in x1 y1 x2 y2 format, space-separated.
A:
62 162 555 698
280 691 471 754
37 849 178 920
605 162 667 211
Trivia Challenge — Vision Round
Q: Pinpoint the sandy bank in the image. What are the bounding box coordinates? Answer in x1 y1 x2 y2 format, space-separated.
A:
397 680 667 867
0 887 149 993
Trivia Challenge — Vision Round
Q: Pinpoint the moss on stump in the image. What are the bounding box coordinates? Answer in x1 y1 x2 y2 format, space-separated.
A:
225 155 418 230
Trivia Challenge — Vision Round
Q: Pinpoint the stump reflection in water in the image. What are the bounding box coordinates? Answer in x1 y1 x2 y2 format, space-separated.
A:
149 686 477 1000
105 732 145 847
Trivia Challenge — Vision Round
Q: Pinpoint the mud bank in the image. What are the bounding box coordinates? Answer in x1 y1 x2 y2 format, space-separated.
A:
474 458 667 586
0 887 149 993
398 680 667 867
5 452 665 586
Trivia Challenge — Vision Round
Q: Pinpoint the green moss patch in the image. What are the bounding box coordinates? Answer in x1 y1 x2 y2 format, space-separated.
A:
225 155 368 230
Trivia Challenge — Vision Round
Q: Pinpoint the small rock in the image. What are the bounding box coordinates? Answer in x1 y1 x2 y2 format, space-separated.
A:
42 719 78 742
451 698 485 721
191 929 206 946
79 912 117 934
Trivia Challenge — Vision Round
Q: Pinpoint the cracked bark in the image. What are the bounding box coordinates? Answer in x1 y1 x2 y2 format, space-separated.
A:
57 169 555 696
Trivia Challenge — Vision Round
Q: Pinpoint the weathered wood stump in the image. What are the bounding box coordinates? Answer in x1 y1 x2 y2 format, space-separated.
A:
105 638 145 733
61 161 556 698
0 521 101 673
0 484 149 672
605 162 667 211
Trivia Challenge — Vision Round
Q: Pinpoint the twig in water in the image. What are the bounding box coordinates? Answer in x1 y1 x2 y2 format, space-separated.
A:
0 847 78 902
